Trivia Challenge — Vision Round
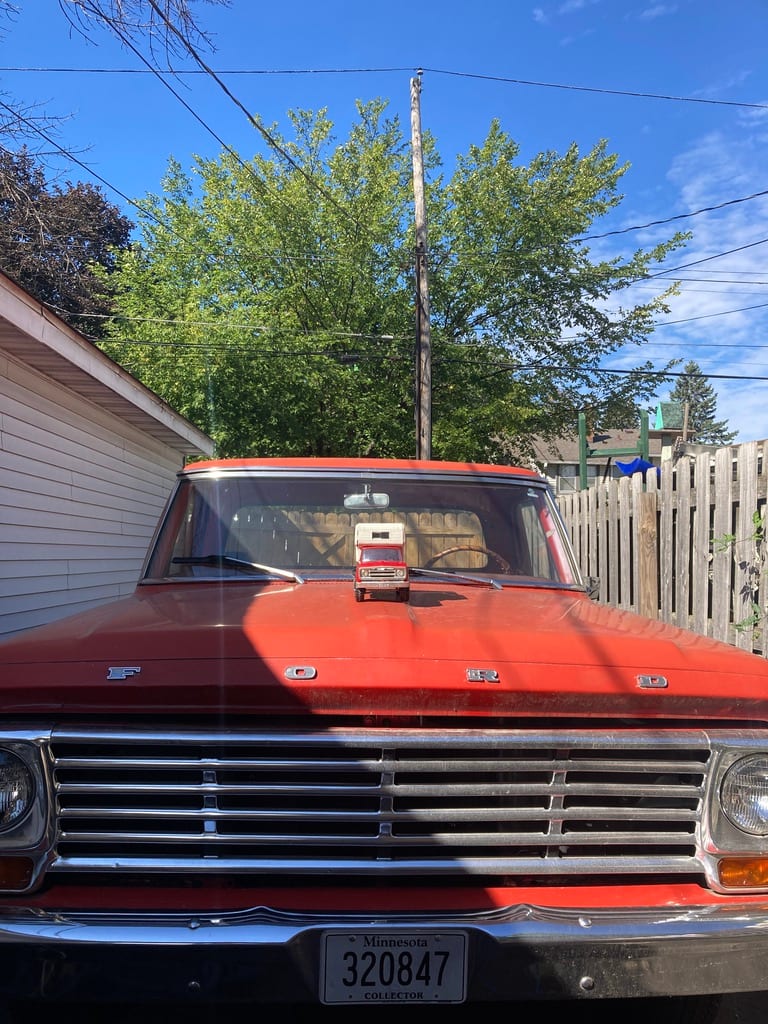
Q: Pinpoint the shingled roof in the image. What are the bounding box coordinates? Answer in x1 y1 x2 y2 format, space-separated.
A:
530 429 663 467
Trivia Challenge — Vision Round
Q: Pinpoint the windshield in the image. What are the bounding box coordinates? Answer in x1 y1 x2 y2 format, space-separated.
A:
143 470 580 585
360 547 404 563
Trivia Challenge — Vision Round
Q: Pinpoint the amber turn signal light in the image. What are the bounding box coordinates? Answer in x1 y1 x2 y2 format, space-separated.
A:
718 858 768 888
0 857 33 890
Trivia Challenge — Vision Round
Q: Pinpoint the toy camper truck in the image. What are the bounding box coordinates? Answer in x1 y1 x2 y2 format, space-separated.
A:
353 521 409 602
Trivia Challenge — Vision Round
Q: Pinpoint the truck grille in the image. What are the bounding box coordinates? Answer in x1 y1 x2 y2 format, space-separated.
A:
50 726 709 879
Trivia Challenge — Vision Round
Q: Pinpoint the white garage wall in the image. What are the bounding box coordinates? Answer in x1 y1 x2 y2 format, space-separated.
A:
0 349 184 638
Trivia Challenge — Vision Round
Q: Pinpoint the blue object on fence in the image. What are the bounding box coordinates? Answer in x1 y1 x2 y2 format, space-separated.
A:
616 457 660 480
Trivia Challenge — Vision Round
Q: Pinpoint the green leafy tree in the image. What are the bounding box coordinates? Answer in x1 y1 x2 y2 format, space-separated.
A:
0 147 134 335
99 101 687 458
669 360 737 446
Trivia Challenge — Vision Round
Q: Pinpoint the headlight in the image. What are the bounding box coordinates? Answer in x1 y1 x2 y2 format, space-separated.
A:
0 750 34 831
721 755 768 835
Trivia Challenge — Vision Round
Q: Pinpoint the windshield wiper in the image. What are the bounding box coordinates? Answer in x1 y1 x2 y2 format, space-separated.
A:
172 555 304 584
409 567 501 590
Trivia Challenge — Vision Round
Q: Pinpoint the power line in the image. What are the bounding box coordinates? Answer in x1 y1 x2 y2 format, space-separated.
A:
642 276 768 286
421 68 768 110
0 96 275 276
633 339 768 351
654 300 768 326
0 65 414 75
0 46 405 300
0 96 146 215
561 297 768 330
647 237 768 278
64 283 768 334
577 188 768 241
76 306 765 361
7 61 768 242
92 333 768 384
4 62 768 111
61 307 401 340
674 269 768 276
7 48 768 348
6 17 388 262
142 0 375 243
6 57 768 256
81 13 317 228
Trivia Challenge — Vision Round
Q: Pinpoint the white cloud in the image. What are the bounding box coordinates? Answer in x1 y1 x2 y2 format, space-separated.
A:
597 112 768 442
558 0 600 12
637 4 678 20
650 139 768 438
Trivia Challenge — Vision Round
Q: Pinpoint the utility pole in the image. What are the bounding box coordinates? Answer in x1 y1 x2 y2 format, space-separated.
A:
410 70 431 460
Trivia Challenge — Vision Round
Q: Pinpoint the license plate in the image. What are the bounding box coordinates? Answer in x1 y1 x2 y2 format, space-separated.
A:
320 930 467 1005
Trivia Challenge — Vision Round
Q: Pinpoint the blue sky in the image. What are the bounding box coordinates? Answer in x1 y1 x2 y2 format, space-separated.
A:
3 0 768 442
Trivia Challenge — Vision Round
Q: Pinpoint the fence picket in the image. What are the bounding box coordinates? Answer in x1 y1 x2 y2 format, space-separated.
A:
556 440 768 656
676 457 691 633
618 476 632 610
711 449 733 641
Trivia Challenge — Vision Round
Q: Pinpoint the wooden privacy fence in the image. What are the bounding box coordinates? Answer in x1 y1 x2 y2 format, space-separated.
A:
556 440 768 656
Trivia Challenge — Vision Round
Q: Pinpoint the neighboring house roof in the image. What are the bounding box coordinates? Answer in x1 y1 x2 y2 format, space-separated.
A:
0 270 214 457
530 429 664 467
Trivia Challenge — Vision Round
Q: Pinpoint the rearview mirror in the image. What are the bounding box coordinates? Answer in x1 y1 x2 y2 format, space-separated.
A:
344 489 390 510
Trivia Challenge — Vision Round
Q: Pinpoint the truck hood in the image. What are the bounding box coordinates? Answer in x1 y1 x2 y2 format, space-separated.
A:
2 580 768 719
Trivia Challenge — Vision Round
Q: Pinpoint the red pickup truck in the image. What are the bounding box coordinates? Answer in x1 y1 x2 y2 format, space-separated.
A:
1 456 768 1021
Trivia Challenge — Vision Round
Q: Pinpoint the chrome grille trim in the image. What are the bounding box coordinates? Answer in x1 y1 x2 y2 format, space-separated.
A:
49 726 710 878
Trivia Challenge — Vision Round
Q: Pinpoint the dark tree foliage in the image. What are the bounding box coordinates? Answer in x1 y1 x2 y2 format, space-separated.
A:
669 359 737 446
0 147 134 336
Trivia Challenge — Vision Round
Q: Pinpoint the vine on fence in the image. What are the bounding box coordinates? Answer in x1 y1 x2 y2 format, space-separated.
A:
715 509 767 636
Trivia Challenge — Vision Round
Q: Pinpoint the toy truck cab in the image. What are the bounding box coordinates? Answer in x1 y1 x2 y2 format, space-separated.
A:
353 521 409 602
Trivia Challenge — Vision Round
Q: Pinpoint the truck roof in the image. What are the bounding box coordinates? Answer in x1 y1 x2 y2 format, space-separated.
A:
181 456 541 480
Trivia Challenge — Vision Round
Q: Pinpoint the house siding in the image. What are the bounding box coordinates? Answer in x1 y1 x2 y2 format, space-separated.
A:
0 349 182 637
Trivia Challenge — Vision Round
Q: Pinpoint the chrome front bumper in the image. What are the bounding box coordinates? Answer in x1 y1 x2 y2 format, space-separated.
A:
0 901 766 1005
